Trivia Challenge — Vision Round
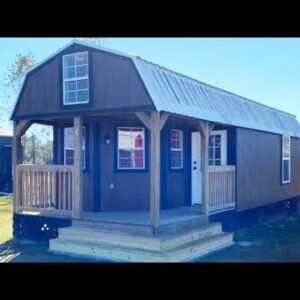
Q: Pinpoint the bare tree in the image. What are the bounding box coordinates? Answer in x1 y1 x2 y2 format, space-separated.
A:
0 52 36 129
79 38 107 47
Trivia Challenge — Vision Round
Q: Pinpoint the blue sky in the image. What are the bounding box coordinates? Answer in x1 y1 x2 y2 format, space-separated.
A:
1 37 300 124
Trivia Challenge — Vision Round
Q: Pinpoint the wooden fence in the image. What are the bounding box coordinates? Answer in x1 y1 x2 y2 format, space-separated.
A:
15 164 73 216
208 165 235 213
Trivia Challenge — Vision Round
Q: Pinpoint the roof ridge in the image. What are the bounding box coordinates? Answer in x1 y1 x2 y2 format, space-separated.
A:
135 56 296 118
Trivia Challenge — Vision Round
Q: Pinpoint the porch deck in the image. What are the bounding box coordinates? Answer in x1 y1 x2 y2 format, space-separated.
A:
82 205 202 226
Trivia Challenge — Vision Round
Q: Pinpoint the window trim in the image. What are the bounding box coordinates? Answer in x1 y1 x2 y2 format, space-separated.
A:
281 135 291 184
208 130 227 166
170 129 184 170
117 126 146 170
63 126 87 170
62 51 89 105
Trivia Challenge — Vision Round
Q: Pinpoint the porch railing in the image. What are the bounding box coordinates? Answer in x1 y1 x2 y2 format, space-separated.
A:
15 164 73 216
208 165 235 214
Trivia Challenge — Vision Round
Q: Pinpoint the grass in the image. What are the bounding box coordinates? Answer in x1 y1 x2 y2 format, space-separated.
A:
0 196 13 244
1 196 300 262
196 214 300 262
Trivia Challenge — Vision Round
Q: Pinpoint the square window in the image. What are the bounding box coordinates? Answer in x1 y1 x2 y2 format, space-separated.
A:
64 127 87 169
208 131 227 166
282 135 291 183
63 52 89 105
283 159 290 183
170 130 183 169
118 127 145 170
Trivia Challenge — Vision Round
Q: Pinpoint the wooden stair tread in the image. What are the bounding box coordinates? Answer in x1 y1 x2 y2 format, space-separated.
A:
49 230 233 262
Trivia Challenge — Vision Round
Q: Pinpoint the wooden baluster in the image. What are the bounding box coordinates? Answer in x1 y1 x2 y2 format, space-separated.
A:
68 171 72 210
63 171 66 211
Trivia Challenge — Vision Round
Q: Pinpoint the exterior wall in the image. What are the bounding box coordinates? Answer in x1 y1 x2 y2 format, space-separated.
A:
161 116 197 209
52 115 237 212
13 44 153 120
99 115 150 211
236 128 300 212
53 118 95 212
0 136 12 193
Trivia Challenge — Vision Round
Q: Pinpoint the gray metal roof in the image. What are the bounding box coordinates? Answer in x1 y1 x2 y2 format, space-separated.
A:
133 57 300 138
11 40 300 137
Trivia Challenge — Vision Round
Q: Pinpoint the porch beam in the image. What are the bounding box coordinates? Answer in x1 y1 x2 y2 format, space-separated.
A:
135 112 151 130
15 120 32 138
150 111 161 229
72 117 83 219
160 112 169 130
13 121 23 214
197 120 214 215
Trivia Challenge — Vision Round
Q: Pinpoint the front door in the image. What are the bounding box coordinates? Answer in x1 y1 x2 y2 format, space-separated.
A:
191 132 201 205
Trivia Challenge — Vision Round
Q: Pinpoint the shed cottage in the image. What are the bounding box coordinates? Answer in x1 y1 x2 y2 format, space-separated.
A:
11 40 300 261
0 128 12 194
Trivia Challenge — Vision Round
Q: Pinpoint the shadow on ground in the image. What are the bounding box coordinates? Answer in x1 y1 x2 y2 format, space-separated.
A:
0 239 98 263
2 213 300 262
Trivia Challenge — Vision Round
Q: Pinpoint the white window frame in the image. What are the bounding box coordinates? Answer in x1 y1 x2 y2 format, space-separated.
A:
63 51 89 105
209 130 227 166
282 135 291 184
170 129 184 170
117 127 145 170
63 126 86 170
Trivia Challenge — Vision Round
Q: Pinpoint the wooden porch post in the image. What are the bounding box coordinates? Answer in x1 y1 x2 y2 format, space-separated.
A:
72 117 83 219
197 120 214 215
150 111 161 229
13 120 31 214
136 111 169 230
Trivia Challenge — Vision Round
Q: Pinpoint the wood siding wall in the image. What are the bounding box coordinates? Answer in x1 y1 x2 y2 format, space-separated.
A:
236 128 300 212
13 44 153 120
52 114 238 212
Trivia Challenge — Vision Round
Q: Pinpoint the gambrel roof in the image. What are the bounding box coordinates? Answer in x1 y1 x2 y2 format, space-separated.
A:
11 39 300 137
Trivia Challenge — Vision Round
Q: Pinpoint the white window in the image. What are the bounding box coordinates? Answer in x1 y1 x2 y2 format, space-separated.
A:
118 127 145 170
63 52 89 105
170 129 183 169
64 127 86 169
282 135 291 184
209 130 227 166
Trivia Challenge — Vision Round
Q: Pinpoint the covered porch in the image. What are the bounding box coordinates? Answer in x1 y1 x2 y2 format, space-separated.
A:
12 112 236 233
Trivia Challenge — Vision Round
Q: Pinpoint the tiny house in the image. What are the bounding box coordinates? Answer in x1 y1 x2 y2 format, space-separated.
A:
0 128 12 194
10 40 300 261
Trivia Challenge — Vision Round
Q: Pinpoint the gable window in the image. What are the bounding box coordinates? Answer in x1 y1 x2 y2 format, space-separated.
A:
209 130 227 166
118 127 145 170
282 135 291 184
170 129 183 169
64 127 86 169
63 52 89 105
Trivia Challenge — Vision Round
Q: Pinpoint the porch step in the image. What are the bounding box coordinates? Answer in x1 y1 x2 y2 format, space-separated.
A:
73 219 154 236
49 231 233 262
49 221 234 262
57 222 222 251
73 214 209 236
